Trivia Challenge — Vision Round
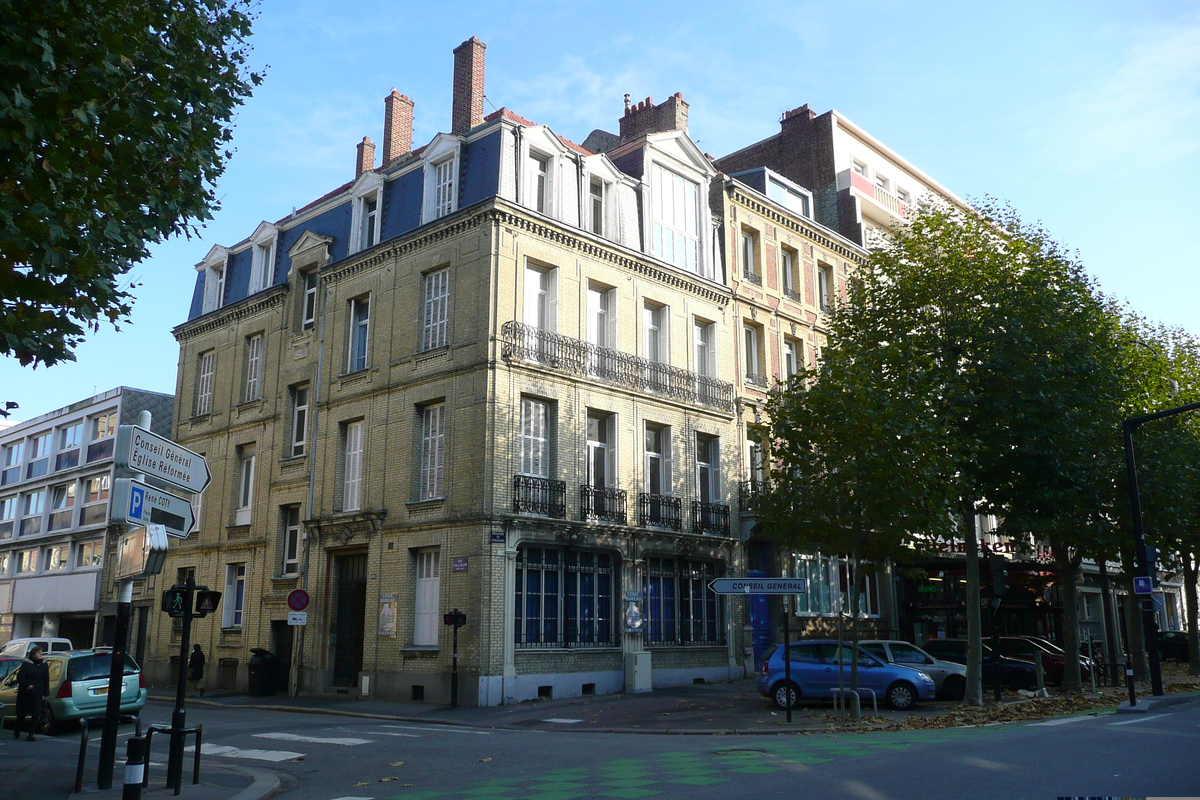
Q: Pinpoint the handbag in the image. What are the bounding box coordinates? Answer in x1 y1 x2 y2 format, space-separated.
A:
186 668 194 680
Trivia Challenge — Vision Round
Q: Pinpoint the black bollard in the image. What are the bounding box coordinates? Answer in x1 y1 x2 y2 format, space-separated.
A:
1125 661 1136 707
123 735 147 800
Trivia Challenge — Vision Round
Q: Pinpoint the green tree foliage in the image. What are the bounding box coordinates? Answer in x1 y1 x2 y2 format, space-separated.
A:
0 0 262 368
758 199 1129 702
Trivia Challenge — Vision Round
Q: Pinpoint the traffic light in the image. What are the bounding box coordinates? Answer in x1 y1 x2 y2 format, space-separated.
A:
443 610 467 628
195 590 222 617
162 587 189 618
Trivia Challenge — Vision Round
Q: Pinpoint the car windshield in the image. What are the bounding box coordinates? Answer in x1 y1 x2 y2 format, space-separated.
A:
67 653 139 681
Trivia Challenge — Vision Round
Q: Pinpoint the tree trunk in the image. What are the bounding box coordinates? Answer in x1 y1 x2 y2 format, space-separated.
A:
964 507 983 706
1055 546 1083 693
1184 551 1200 677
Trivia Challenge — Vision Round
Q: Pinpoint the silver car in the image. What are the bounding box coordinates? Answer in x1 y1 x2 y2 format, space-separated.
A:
0 649 146 734
860 640 966 700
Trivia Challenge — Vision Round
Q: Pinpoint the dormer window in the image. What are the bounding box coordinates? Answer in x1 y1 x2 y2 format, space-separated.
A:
199 248 229 314
434 158 456 218
250 241 274 293
301 270 318 331
361 195 379 249
590 179 606 235
650 164 700 275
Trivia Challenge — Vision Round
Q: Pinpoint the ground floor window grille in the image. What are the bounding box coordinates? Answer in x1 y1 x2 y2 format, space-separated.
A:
643 557 721 645
515 546 615 648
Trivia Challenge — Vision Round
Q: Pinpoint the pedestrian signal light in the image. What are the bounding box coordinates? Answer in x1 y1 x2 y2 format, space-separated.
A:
443 610 466 628
195 590 222 617
162 588 189 618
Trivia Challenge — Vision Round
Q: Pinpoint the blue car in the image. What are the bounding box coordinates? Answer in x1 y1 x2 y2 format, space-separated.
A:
756 639 937 710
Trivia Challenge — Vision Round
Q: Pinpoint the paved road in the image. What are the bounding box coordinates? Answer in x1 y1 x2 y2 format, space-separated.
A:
10 699 1199 799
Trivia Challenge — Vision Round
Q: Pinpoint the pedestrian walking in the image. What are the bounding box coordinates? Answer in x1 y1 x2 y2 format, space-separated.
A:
187 644 206 698
14 646 50 741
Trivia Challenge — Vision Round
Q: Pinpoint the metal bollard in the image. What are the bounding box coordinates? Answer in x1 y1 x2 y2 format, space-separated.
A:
123 736 147 800
1125 661 1136 707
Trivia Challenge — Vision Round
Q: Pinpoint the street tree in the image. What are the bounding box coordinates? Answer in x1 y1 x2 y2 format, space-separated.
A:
0 0 263 372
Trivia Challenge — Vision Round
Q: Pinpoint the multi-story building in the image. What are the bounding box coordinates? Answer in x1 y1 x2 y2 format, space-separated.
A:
153 38 747 705
0 387 174 653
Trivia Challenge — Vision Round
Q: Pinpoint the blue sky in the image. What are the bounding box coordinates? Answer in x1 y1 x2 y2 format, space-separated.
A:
4 0 1198 421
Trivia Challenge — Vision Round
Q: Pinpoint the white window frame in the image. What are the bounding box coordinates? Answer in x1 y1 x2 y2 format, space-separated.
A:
250 241 274 294
519 397 549 478
0 494 16 539
301 270 318 331
585 410 616 489
360 193 380 250
290 385 308 458
20 489 45 536
783 338 802 378
743 323 763 380
650 163 701 275
643 301 668 364
244 334 263 402
343 421 364 512
529 150 552 214
348 172 385 255
195 350 215 416
223 563 246 628
740 229 757 281
423 268 450 351
200 249 229 314
818 263 834 312
433 157 456 219
347 295 370 373
644 423 672 496
282 505 302 576
413 548 441 646
780 247 797 295
695 433 720 505
235 446 255 525
77 539 103 569
589 177 607 236
523 264 557 333
852 160 868 177
419 404 445 501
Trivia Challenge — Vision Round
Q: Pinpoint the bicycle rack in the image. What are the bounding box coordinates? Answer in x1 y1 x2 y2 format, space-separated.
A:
144 722 204 795
74 714 143 793
831 687 878 719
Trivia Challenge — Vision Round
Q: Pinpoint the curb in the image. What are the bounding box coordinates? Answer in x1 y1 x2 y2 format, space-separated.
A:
226 766 281 800
1115 691 1200 714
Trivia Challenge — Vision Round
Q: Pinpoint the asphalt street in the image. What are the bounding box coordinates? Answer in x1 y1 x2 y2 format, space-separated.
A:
7 698 1199 799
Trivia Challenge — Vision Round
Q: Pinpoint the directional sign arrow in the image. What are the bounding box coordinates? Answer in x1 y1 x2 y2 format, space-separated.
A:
112 478 196 538
708 578 808 595
114 425 211 494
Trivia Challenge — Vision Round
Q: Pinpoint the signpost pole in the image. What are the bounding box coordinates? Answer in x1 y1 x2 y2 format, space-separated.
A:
97 579 133 789
782 596 791 724
167 578 194 793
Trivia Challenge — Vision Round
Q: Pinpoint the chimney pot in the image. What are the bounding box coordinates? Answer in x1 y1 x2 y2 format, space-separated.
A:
452 36 487 135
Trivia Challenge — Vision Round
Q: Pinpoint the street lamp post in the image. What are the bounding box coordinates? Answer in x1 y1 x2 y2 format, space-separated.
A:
1121 399 1200 698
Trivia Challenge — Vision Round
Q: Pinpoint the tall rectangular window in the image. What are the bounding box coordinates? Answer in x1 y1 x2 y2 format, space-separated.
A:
740 229 758 282
17 548 39 574
302 270 318 331
80 475 109 525
282 505 301 576
223 563 246 628
586 411 615 489
204 263 226 312
423 268 450 351
195 351 215 416
590 179 606 235
420 404 445 501
20 489 44 536
694 320 715 377
644 424 672 496
348 296 370 373
251 240 274 293
360 194 379 250
644 557 720 645
523 265 556 332
86 410 116 462
780 247 800 296
530 152 550 213
290 386 308 458
48 481 75 531
586 284 616 375
235 445 255 525
643 301 668 364
343 421 364 512
0 495 16 539
26 432 50 479
743 324 763 383
434 158 456 218
818 263 834 312
2 442 24 486
784 338 803 378
520 398 549 478
695 434 719 505
414 548 440 646
244 334 263 402
650 164 700 274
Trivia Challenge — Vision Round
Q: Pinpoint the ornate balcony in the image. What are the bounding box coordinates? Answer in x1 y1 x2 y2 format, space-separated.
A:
739 480 770 514
692 500 730 536
783 288 803 304
580 485 627 524
745 371 770 389
501 321 734 412
637 493 682 531
513 475 567 518
741 268 762 286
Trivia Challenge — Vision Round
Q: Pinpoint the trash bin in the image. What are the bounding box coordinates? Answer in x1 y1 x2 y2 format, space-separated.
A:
247 648 278 696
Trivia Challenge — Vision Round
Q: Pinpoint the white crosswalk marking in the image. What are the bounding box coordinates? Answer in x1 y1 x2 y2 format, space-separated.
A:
254 732 376 745
186 743 305 762
1028 715 1094 727
544 718 584 724
377 724 491 735
1108 715 1162 725
329 797 374 800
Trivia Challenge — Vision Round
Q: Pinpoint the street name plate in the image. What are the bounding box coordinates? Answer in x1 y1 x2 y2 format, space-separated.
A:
113 478 195 538
115 425 211 494
708 578 808 594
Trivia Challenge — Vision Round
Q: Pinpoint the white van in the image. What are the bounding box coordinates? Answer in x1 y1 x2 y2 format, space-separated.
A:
0 637 74 658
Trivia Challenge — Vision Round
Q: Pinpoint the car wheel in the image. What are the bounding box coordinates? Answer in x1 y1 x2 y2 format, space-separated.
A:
940 675 965 701
886 681 916 711
772 681 800 710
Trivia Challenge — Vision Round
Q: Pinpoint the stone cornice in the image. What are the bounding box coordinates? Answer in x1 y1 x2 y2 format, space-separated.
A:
729 186 866 263
323 211 489 286
173 285 287 343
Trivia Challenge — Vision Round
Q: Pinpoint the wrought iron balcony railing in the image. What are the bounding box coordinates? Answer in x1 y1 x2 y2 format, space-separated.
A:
745 371 770 388
580 485 627 524
739 480 770 514
783 288 803 304
692 501 731 536
501 321 734 412
741 268 762 286
637 493 683 531
513 475 567 518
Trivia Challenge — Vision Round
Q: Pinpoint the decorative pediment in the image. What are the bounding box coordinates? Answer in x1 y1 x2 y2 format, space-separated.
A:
645 130 716 178
348 169 384 198
308 510 387 548
423 132 461 163
287 230 334 268
249 220 278 245
195 244 229 272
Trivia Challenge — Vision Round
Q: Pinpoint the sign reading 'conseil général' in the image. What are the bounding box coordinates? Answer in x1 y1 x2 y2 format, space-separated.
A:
708 578 808 595
114 425 211 495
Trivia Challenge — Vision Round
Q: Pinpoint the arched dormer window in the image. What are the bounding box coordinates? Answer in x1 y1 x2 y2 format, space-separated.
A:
198 245 230 314
348 171 385 254
422 135 461 225
248 222 278 294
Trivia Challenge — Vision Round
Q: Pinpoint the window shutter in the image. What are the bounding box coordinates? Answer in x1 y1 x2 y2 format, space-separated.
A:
604 418 616 488
546 268 558 334
606 290 618 351
663 427 673 495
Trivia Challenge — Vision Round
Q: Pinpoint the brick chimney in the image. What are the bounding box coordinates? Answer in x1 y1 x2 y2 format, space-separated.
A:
355 137 375 178
619 92 689 144
382 89 415 165
780 103 817 133
451 36 486 135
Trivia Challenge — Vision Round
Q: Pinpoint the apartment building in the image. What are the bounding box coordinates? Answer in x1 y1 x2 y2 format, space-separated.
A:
155 38 747 705
0 387 174 652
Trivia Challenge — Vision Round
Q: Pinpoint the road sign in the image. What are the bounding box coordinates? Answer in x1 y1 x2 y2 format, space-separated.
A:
195 590 222 616
114 524 169 580
708 577 808 595
287 589 310 612
1133 576 1154 595
288 611 307 626
114 425 211 494
112 478 196 538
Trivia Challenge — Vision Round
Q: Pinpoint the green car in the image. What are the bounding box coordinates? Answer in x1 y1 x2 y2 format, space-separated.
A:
0 649 147 734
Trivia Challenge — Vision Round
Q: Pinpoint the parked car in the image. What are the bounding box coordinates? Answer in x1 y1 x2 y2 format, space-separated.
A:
995 636 1093 685
0 637 74 658
0 656 21 682
860 640 967 700
0 649 146 734
922 638 1039 690
757 639 937 711
1158 630 1192 663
